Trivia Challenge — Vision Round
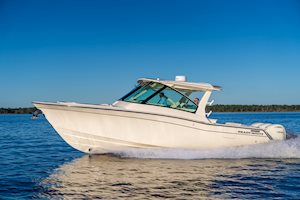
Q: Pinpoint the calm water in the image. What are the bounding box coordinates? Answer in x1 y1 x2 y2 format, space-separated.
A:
0 113 300 199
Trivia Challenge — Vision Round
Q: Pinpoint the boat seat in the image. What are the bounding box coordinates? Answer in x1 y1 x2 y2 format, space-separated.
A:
167 99 176 107
251 123 272 129
170 101 180 108
225 122 243 127
251 123 264 127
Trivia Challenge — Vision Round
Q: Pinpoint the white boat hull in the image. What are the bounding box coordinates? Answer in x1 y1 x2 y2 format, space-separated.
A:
34 102 275 154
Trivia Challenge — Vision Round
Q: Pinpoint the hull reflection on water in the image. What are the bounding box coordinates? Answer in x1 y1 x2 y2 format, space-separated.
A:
38 154 300 199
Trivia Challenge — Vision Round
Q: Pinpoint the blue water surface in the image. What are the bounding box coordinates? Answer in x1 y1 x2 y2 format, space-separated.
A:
0 114 83 199
0 113 299 199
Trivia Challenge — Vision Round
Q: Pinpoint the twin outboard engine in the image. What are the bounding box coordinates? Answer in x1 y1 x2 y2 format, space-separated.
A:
252 123 286 140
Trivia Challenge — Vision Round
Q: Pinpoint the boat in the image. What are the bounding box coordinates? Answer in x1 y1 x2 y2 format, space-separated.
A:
33 76 286 154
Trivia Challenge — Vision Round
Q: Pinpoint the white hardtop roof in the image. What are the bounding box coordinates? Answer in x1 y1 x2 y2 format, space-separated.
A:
138 78 221 91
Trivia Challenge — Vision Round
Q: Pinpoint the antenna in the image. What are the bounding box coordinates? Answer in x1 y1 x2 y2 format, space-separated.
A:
175 76 187 82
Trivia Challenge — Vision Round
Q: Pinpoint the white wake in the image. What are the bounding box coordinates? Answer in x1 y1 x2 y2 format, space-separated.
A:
113 136 300 159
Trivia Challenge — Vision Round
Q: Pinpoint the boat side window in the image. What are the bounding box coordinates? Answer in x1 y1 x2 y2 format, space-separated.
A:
122 82 165 103
145 87 198 113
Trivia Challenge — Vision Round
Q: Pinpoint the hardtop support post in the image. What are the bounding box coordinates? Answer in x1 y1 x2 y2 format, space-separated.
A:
196 91 212 117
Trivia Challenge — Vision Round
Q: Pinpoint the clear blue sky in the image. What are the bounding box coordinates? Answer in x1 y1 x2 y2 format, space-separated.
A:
1 0 300 107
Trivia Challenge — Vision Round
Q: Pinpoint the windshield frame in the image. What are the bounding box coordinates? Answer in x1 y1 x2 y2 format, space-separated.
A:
120 81 198 113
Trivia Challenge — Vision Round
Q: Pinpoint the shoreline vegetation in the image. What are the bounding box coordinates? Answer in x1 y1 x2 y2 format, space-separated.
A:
0 105 300 114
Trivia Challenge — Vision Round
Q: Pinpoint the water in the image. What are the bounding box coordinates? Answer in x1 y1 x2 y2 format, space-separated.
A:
0 113 300 199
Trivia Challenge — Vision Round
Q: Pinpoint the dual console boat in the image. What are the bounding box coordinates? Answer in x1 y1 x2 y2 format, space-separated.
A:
33 76 286 154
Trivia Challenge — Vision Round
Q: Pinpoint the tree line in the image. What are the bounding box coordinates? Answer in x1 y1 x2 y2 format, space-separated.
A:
0 107 36 114
0 105 300 114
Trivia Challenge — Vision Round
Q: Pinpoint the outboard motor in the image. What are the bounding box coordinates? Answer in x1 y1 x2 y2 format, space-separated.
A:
252 123 286 140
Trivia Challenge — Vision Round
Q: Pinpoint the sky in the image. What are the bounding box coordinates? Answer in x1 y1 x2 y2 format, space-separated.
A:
0 0 300 107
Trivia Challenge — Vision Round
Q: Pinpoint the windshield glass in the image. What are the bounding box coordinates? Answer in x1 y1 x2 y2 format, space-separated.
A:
122 82 165 103
122 82 198 113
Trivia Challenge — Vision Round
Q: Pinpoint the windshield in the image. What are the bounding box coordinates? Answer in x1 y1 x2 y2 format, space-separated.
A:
121 82 198 113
